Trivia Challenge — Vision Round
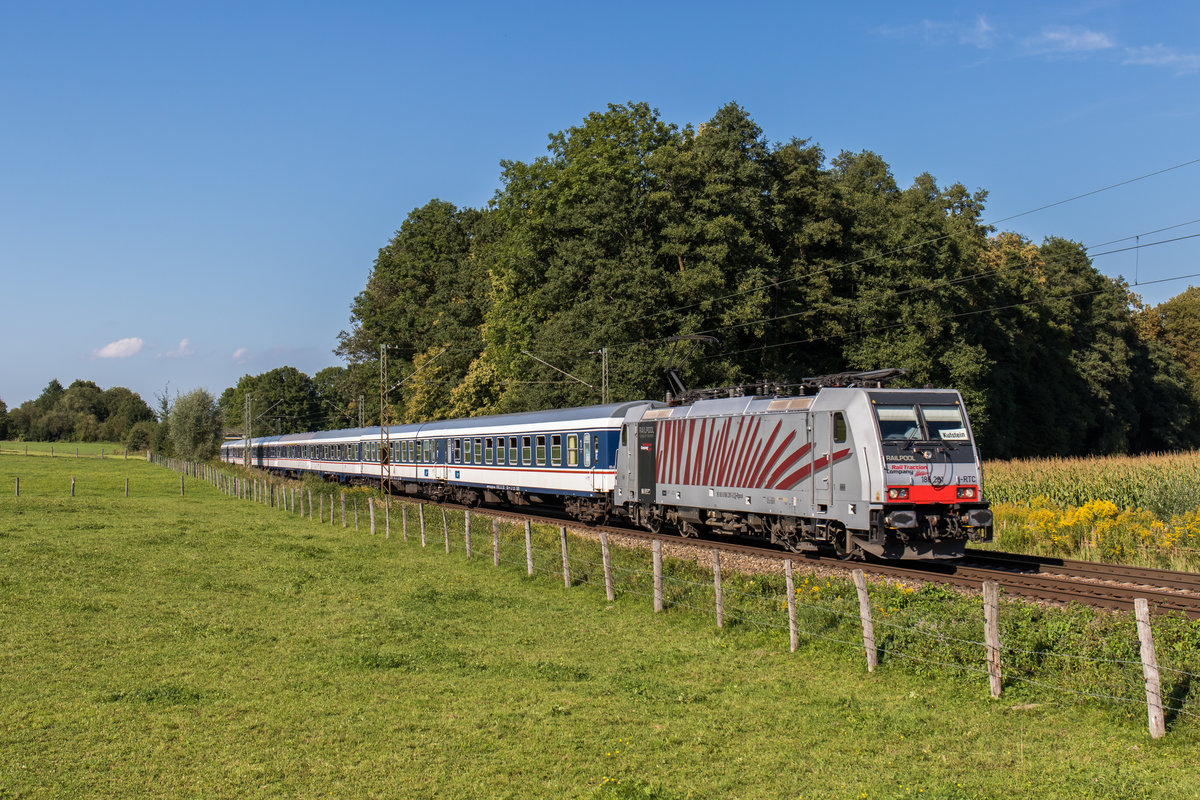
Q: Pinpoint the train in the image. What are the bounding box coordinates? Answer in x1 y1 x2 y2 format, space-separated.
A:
220 382 992 560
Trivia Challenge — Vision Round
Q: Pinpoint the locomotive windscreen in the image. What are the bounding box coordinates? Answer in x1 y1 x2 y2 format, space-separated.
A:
874 403 971 443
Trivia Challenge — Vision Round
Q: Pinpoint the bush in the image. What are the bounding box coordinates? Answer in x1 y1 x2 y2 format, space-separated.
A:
125 421 157 453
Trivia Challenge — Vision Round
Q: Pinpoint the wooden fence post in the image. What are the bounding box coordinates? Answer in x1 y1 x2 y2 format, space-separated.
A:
179 475 184 497
341 492 346 528
401 503 408 542
124 478 129 498
652 539 663 613
369 497 376 535
713 550 725 629
384 497 390 539
419 503 426 546
559 525 570 588
524 520 533 576
600 531 614 602
442 507 450 553
319 493 324 523
465 510 473 559
492 518 500 567
786 560 799 651
354 497 359 531
983 580 1001 696
1134 598 1166 739
853 569 877 673
308 490 314 521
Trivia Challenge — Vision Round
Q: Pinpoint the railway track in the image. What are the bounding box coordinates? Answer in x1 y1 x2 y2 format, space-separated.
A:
428 500 1200 619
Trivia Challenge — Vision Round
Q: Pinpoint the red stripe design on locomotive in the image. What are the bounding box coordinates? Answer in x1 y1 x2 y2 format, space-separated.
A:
751 430 795 489
672 419 683 484
683 418 696 484
714 418 736 486
723 417 750 486
655 420 667 483
745 420 782 489
717 418 736 484
775 447 853 491
734 417 762 486
690 418 707 486
763 441 814 489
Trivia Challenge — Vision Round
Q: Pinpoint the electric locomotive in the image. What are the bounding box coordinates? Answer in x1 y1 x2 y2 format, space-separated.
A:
611 385 992 559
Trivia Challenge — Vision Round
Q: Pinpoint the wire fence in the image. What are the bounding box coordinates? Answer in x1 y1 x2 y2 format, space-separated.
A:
155 456 1200 737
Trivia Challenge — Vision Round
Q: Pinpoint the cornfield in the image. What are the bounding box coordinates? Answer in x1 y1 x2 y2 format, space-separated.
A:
984 451 1200 520
981 452 1200 571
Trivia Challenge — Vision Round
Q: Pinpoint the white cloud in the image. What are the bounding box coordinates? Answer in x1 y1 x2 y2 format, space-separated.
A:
93 337 144 359
1123 44 1200 75
158 338 194 359
232 347 250 363
877 16 995 49
1024 26 1114 55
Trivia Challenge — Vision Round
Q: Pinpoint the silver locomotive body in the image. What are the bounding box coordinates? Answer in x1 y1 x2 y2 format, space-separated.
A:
613 387 992 559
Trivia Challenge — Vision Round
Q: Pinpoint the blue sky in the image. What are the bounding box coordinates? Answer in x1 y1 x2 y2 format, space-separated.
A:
2 1 1197 408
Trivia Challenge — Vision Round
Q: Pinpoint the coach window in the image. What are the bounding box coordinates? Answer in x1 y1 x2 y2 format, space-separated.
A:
484 437 493 464
594 435 600 466
521 436 531 465
536 435 546 466
495 437 504 464
567 434 579 467
834 412 847 444
551 434 562 466
583 433 592 467
508 436 518 465
473 438 482 464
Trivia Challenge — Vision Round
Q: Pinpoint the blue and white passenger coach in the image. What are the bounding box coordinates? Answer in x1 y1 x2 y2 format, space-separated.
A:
220 402 655 522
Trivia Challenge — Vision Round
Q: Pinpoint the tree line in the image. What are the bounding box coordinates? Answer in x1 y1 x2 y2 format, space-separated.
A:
328 101 1200 460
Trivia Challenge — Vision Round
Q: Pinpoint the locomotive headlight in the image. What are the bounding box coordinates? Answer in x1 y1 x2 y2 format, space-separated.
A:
957 486 976 499
887 488 909 500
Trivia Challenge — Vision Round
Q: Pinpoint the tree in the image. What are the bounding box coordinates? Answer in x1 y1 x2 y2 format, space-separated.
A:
0 397 7 440
169 389 222 461
219 367 321 435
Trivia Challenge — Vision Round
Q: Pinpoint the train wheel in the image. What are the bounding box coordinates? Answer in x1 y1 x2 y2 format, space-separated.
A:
831 524 858 560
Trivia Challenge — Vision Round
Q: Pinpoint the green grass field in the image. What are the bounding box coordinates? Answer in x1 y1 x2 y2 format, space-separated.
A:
2 453 1199 799
0 440 130 458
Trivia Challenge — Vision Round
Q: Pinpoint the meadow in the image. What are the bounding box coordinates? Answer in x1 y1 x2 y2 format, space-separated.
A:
0 440 129 458
982 452 1200 570
2 453 1199 798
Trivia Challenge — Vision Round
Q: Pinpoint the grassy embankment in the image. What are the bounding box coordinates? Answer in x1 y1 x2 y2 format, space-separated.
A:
2 452 1199 798
982 452 1200 570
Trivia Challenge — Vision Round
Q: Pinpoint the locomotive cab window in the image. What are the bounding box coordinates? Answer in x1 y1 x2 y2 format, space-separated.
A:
833 413 847 444
875 405 921 441
923 406 969 442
